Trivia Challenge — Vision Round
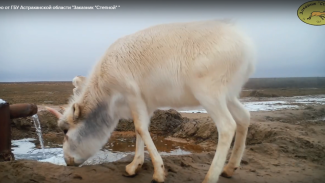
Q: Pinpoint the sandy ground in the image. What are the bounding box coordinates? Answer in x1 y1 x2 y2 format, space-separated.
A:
1 151 325 183
0 83 325 183
2 104 325 183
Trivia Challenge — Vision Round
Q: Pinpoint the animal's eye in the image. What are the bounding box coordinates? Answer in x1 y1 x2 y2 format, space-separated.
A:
63 129 68 134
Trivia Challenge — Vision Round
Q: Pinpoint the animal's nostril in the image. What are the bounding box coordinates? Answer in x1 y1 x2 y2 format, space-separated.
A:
63 129 68 134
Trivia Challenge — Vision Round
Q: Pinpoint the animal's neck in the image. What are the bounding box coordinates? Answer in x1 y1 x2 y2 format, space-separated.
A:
82 100 117 137
78 76 109 116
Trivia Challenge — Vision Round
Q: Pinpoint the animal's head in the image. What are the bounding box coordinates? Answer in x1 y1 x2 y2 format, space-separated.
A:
46 101 113 166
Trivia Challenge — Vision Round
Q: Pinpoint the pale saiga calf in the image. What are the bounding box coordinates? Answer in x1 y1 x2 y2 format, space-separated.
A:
46 19 257 183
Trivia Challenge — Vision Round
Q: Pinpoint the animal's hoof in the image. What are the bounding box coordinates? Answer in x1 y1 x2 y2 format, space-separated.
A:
221 166 238 178
122 171 137 178
220 171 232 178
151 180 164 183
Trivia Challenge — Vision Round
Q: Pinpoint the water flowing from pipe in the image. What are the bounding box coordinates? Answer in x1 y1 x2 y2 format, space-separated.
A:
32 114 45 156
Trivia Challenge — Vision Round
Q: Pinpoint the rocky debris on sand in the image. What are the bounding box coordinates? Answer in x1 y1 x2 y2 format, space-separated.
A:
102 109 184 134
172 117 217 142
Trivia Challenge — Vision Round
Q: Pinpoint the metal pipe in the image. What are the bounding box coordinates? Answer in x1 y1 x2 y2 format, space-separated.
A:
9 103 38 119
0 100 14 162
0 100 38 162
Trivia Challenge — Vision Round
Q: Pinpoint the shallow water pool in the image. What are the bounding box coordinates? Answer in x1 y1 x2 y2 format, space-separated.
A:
12 135 205 166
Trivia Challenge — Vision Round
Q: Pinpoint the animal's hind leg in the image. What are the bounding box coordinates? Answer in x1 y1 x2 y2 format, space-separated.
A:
124 131 144 177
192 87 237 183
221 97 250 178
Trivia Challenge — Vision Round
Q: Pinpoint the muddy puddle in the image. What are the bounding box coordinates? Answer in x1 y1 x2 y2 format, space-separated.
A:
11 133 205 166
106 134 205 154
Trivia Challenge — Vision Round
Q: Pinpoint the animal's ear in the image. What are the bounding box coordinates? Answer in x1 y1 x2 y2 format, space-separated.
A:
72 103 81 121
72 76 86 88
45 106 62 119
72 76 79 87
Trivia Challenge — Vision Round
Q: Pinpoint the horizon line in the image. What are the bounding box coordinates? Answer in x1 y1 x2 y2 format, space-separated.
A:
1 76 325 83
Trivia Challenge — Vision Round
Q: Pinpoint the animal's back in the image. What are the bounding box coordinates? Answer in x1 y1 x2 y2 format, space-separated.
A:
101 19 256 109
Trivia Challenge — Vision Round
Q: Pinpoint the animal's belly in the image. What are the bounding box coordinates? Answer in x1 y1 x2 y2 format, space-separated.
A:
143 85 200 109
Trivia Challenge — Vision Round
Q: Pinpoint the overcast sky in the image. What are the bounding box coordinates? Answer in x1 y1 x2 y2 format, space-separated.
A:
0 0 324 82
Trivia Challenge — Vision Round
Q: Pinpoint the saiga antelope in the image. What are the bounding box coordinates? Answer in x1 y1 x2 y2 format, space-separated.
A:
46 19 257 183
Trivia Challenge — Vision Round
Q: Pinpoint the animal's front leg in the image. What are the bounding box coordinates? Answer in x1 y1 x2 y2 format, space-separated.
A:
124 131 144 176
128 97 166 183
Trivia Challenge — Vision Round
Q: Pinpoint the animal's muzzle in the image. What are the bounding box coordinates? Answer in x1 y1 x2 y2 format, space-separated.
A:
65 156 81 167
